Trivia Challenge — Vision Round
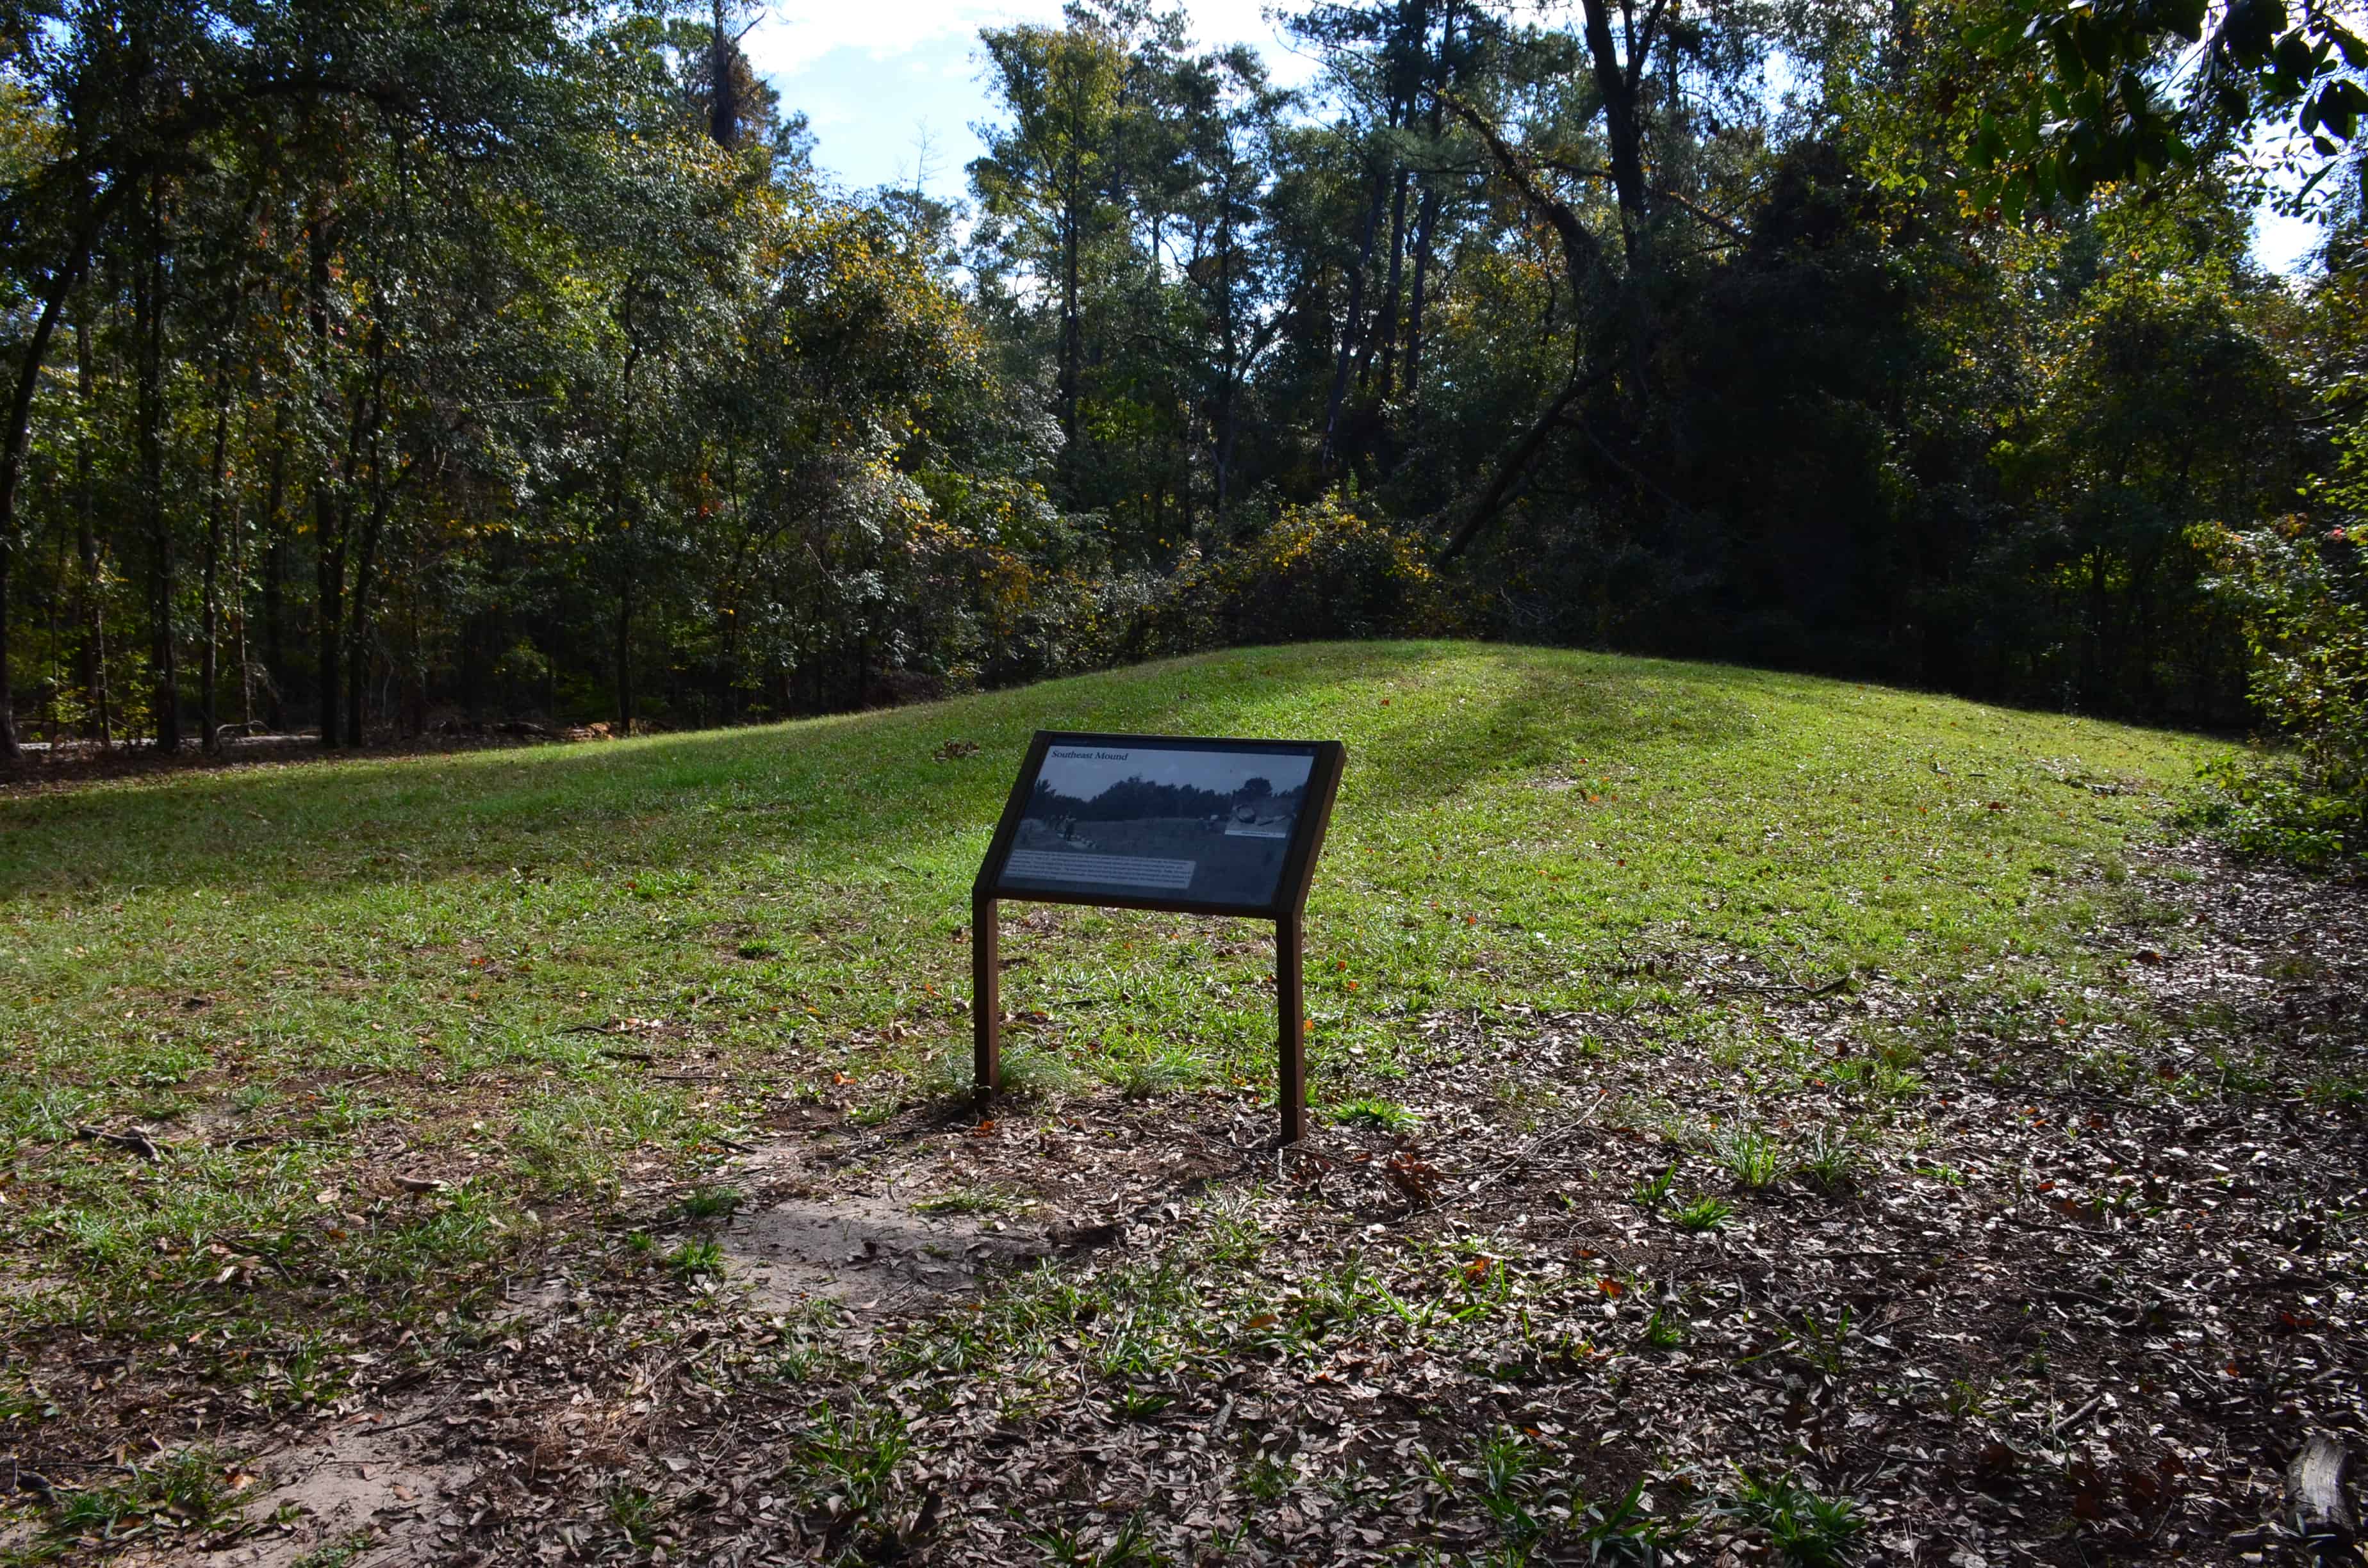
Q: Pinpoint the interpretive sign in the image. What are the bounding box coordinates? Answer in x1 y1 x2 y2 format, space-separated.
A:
973 731 1345 1143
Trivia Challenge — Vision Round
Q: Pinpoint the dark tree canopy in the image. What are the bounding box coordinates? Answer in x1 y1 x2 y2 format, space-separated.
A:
1 0 2361 766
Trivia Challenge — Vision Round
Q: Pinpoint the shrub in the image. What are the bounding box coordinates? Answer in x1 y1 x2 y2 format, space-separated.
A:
1128 500 1465 656
2192 518 2368 868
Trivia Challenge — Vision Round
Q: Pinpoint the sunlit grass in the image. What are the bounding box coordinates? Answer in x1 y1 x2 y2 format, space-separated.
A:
0 640 2223 1353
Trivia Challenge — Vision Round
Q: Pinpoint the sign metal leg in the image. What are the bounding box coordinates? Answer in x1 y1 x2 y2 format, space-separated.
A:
973 892 999 1100
1277 908 1306 1145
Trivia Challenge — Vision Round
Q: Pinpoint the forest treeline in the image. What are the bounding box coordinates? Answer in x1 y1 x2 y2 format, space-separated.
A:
1 0 2364 761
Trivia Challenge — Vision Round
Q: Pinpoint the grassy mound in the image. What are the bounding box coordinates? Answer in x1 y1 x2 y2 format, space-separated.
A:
9 644 2311 1568
1 642 2216 1336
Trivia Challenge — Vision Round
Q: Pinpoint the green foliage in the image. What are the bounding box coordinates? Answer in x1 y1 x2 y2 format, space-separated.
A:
1631 1163 1679 1212
1727 1473 1865 1567
40 1447 242 1548
1332 1096 1420 1132
2193 519 2368 867
1715 1128 1786 1190
667 1239 725 1278
1671 1195 1734 1232
788 1400 912 1533
1131 501 1464 658
1961 0 2367 216
1030 1511 1167 1567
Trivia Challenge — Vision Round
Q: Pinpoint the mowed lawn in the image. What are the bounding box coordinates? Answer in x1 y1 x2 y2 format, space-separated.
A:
0 642 2223 1408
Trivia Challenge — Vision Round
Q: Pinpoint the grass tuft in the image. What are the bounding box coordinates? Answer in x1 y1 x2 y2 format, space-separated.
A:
1332 1096 1419 1132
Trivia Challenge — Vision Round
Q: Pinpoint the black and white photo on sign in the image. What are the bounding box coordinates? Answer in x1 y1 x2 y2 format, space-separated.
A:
998 744 1316 906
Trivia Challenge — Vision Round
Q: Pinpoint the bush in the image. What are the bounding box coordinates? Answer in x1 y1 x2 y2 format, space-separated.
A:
2192 518 2368 869
1128 500 1465 656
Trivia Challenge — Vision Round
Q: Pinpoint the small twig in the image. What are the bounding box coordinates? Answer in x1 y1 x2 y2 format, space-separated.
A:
6 1460 58 1504
2055 1395 2104 1436
72 1124 160 1160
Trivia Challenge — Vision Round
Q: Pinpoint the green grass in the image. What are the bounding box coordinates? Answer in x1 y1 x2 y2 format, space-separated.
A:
0 641 2222 1364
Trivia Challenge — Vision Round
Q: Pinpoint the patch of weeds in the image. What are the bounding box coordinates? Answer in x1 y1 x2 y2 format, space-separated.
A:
1832 1040 1925 1102
264 1332 352 1410
1641 1305 1686 1351
999 1041 1083 1098
1799 1127 1868 1192
678 1184 741 1221
1671 1195 1732 1232
667 1239 725 1279
1197 1193 1265 1266
1716 1128 1786 1189
292 1531 377 1568
912 1187 1015 1217
1111 1385 1173 1421
789 1400 912 1533
306 1087 388 1136
1941 1376 1994 1419
2306 1075 2367 1107
1097 1292 1192 1382
514 1084 690 1196
1630 1161 1678 1211
1911 1161 1968 1186
607 1483 662 1551
1727 1472 1864 1567
44 1446 242 1546
1581 1478 1688 1564
2210 1049 2275 1096
1332 1097 1418 1132
1239 1451 1294 1501
1766 1307 1855 1377
0 1369 58 1426
1030 1510 1167 1566
736 940 780 960
1105 1047 1198 1101
1473 1426 1547 1549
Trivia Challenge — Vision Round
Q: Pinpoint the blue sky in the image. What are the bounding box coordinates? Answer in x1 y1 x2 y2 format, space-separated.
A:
745 1 2324 272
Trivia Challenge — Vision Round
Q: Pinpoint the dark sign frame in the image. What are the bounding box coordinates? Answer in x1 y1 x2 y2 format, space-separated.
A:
972 730 1345 1143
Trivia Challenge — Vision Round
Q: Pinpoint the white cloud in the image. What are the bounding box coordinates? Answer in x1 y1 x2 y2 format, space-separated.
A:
749 1 1323 199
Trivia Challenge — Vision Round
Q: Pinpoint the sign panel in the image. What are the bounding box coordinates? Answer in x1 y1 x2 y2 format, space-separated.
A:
979 733 1340 917
971 730 1344 1143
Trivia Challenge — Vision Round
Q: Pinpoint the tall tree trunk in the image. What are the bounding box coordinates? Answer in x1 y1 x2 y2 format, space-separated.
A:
1214 223 1240 522
614 576 634 738
201 359 231 755
74 316 110 746
0 204 106 761
315 484 344 747
1058 164 1083 459
1577 0 1650 268
138 179 179 754
234 445 251 731
707 0 742 148
343 448 388 749
1404 178 1442 441
1372 167 1412 400
308 208 345 749
1319 163 1391 471
261 415 287 730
